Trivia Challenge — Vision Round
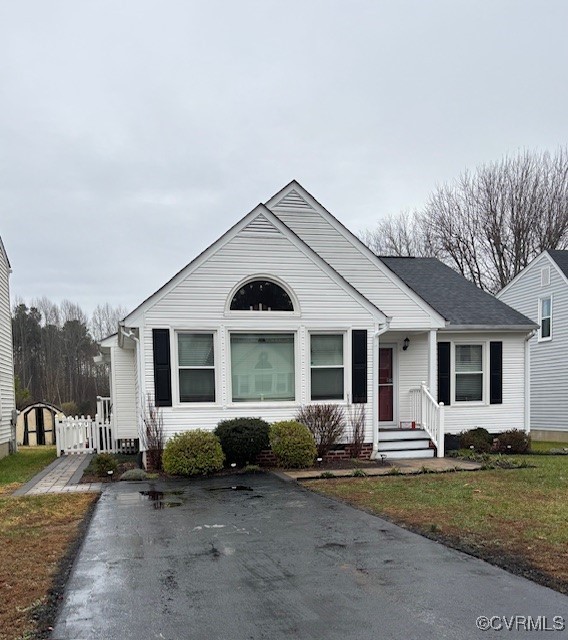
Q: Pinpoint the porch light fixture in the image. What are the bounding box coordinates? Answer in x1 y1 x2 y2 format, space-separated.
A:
403 337 410 351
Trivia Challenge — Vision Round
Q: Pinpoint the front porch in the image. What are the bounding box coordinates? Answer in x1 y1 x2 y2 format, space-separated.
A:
375 330 444 458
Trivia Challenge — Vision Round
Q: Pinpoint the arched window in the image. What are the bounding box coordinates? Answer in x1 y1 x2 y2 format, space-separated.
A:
230 280 294 311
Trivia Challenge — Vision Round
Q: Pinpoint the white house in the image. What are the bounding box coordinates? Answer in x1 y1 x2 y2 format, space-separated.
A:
99 182 536 459
498 250 568 442
0 235 16 459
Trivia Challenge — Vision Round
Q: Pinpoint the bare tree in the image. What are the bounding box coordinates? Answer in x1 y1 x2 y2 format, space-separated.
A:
90 303 128 342
359 209 434 257
60 299 88 325
361 148 568 292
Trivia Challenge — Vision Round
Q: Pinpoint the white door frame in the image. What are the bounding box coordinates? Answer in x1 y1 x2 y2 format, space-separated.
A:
378 343 398 427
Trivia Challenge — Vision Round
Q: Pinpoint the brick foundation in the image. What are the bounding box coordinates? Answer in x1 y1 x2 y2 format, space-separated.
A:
255 442 374 467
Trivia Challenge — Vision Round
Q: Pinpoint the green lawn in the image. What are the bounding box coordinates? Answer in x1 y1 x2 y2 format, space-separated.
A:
0 446 57 494
0 446 97 640
309 451 568 594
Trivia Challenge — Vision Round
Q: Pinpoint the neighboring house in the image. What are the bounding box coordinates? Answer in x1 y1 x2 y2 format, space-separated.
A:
498 250 568 442
0 235 15 459
99 182 536 459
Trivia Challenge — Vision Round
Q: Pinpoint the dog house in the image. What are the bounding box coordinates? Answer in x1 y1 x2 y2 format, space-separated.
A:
16 402 62 446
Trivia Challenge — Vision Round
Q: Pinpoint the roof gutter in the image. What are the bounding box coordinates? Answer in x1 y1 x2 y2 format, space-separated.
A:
370 320 391 459
438 324 538 332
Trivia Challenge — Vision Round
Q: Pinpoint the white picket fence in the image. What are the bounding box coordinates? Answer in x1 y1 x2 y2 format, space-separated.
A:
55 414 116 456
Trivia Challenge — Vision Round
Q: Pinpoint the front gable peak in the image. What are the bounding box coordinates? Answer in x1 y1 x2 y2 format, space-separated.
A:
272 187 315 211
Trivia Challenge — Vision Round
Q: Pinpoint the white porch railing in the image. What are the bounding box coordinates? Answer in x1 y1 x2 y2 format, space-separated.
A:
55 414 116 456
409 381 445 457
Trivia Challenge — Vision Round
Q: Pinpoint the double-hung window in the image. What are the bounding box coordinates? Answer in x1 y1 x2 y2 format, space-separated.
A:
310 334 344 400
539 297 552 341
178 333 215 402
455 344 483 402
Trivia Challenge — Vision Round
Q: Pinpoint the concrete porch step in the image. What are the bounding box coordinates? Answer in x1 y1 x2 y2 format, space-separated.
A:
379 428 429 441
377 448 435 460
378 438 432 451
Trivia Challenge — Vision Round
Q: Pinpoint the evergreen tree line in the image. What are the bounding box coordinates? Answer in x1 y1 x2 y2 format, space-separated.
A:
12 298 127 415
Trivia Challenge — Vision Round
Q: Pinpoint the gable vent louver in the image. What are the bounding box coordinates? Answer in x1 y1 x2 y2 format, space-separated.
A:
273 189 314 210
242 214 281 234
541 266 550 287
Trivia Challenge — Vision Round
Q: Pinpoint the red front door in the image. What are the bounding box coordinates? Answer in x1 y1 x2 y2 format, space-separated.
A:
378 347 394 422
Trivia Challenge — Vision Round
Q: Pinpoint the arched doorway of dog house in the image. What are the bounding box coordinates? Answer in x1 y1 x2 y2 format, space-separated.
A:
17 402 62 446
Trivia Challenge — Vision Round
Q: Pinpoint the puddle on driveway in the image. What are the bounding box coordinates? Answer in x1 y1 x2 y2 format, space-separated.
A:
139 490 184 509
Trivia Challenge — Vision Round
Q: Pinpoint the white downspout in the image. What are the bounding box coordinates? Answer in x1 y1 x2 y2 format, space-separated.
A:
524 329 536 433
371 320 391 459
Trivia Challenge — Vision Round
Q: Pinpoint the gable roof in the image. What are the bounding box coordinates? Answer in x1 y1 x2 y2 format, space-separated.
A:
123 203 387 325
265 181 446 328
380 257 537 329
0 235 10 270
546 250 568 279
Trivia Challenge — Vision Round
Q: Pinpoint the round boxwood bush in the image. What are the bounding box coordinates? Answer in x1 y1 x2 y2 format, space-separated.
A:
162 430 225 476
493 429 531 454
93 453 118 476
459 427 493 453
214 417 270 467
269 420 317 468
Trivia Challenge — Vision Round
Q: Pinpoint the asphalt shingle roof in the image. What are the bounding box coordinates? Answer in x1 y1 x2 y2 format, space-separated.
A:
380 257 536 328
547 250 568 278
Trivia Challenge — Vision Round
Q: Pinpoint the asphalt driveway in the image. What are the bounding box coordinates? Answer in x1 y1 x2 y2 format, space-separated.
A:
53 473 568 640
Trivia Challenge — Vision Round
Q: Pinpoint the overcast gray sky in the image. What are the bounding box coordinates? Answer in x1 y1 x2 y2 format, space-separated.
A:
1 0 567 316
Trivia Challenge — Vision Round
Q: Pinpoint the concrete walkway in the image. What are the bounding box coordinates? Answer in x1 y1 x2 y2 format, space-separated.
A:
279 456 482 481
12 454 102 496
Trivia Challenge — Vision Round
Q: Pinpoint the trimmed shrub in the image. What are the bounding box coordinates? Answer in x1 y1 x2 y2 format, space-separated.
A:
162 430 225 476
93 453 118 476
214 417 270 467
460 427 493 453
269 420 317 468
296 404 345 457
493 429 531 454
120 468 149 481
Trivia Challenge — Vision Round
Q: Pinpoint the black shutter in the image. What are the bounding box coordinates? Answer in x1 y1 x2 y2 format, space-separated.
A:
490 341 503 405
351 330 368 403
437 342 451 405
153 329 172 407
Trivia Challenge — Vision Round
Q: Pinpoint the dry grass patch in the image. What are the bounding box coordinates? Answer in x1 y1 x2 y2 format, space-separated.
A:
0 493 98 640
309 454 568 594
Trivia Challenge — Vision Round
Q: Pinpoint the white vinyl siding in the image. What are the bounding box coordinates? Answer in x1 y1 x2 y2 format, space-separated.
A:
110 345 138 439
499 253 568 434
440 332 526 433
267 202 440 330
0 244 14 452
139 227 376 440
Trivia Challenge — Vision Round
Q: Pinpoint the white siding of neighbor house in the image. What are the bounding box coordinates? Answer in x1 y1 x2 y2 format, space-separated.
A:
137 227 378 440
267 198 441 330
438 332 526 434
110 345 138 439
0 244 15 451
498 254 568 434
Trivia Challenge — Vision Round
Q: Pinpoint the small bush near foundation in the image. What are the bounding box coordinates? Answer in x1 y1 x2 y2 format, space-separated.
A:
269 421 317 468
459 427 493 453
162 430 225 476
120 468 149 481
214 417 270 467
493 429 531 454
93 453 118 476
296 404 345 457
